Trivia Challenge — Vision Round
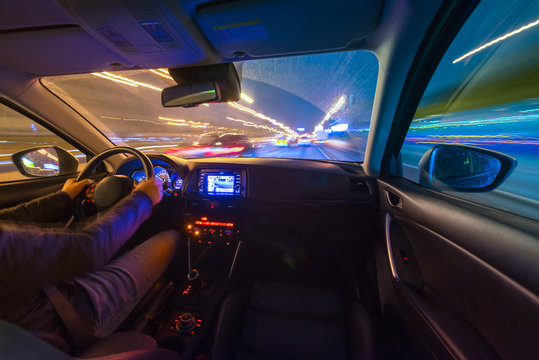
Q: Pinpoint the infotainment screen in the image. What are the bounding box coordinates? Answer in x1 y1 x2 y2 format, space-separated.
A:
206 175 235 194
199 170 243 196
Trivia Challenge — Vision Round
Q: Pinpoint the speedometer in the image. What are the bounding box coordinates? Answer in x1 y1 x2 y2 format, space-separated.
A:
154 166 170 186
131 171 146 183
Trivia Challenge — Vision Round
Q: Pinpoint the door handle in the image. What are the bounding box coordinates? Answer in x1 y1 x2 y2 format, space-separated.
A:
385 189 402 209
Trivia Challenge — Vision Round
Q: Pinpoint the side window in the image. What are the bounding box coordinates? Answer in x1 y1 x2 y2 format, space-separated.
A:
0 102 86 182
400 0 539 220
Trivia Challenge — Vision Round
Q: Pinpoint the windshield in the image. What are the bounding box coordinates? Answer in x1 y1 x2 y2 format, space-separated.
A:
42 51 378 162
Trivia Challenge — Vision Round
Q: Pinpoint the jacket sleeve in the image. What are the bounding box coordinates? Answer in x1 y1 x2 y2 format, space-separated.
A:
0 192 73 223
0 191 153 292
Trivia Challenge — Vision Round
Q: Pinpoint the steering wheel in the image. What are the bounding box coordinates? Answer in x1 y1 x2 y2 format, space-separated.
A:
75 146 154 219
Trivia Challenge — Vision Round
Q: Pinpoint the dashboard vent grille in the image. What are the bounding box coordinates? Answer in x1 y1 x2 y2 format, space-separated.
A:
349 177 369 193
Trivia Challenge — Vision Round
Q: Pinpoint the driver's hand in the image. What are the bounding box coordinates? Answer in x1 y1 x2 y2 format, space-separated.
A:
61 178 94 200
135 179 163 205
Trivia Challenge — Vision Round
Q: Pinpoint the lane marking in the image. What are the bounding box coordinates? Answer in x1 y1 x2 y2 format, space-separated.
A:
315 145 336 160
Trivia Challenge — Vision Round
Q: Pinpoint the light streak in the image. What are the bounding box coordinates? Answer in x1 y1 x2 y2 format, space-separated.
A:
136 145 177 150
166 122 189 126
102 72 162 91
159 116 209 127
453 18 539 63
38 149 58 161
406 137 539 146
410 114 539 130
240 93 254 103
204 146 246 156
91 73 138 87
100 115 163 126
226 116 283 135
161 117 209 129
312 95 347 135
227 102 297 136
149 69 173 80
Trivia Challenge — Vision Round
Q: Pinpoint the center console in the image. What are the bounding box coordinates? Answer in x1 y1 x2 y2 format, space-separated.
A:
153 166 247 357
183 168 246 246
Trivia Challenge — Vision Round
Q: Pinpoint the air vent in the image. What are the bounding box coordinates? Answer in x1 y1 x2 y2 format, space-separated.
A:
349 177 369 193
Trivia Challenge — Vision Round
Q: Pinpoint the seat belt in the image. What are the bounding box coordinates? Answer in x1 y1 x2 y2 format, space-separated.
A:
42 284 96 350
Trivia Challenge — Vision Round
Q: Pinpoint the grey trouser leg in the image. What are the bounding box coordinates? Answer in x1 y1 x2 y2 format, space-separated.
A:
70 230 179 337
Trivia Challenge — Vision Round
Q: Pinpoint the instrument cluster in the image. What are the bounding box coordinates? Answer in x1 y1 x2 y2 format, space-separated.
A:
131 166 183 193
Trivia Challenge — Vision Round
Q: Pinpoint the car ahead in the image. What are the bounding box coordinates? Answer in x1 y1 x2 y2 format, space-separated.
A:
165 133 251 157
274 138 289 147
297 138 313 146
212 134 252 150
0 0 538 359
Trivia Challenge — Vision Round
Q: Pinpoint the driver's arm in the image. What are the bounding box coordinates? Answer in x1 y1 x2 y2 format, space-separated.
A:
0 179 92 223
0 180 163 293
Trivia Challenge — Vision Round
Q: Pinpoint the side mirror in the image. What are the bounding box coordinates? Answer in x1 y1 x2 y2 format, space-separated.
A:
162 82 218 107
418 144 516 192
11 146 79 178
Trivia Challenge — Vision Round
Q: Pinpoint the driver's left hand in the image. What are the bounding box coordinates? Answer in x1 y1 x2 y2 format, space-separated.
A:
61 178 94 200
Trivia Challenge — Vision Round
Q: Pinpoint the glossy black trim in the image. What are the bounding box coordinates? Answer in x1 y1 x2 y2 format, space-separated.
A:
380 0 480 176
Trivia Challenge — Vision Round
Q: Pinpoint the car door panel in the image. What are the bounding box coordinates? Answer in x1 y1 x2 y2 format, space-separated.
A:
378 178 539 360
0 176 71 208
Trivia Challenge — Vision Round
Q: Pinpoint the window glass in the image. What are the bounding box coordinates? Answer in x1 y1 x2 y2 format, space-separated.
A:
42 51 378 162
400 0 539 220
0 103 85 182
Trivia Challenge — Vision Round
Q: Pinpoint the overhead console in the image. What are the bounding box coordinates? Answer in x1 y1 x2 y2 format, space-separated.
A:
59 0 214 69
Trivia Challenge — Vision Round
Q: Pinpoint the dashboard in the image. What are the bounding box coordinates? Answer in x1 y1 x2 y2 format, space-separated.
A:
115 154 375 246
115 154 373 201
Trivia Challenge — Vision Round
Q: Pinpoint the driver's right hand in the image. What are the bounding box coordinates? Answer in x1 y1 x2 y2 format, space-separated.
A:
135 179 163 205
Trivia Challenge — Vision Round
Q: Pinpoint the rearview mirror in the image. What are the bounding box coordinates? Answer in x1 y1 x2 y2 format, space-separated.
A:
162 82 218 107
418 144 516 192
11 146 79 178
162 63 240 107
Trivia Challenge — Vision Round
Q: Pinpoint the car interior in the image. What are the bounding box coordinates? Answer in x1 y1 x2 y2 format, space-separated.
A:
0 0 538 359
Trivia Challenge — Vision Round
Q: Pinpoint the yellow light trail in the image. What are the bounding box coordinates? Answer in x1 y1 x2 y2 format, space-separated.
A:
91 73 138 87
311 95 346 136
226 116 284 135
149 69 173 80
159 116 209 128
100 115 163 126
227 102 297 136
102 72 162 91
240 93 254 103
453 17 539 63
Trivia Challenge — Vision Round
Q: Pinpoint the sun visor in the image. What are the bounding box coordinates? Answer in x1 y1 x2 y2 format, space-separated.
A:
195 0 384 59
0 26 133 75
